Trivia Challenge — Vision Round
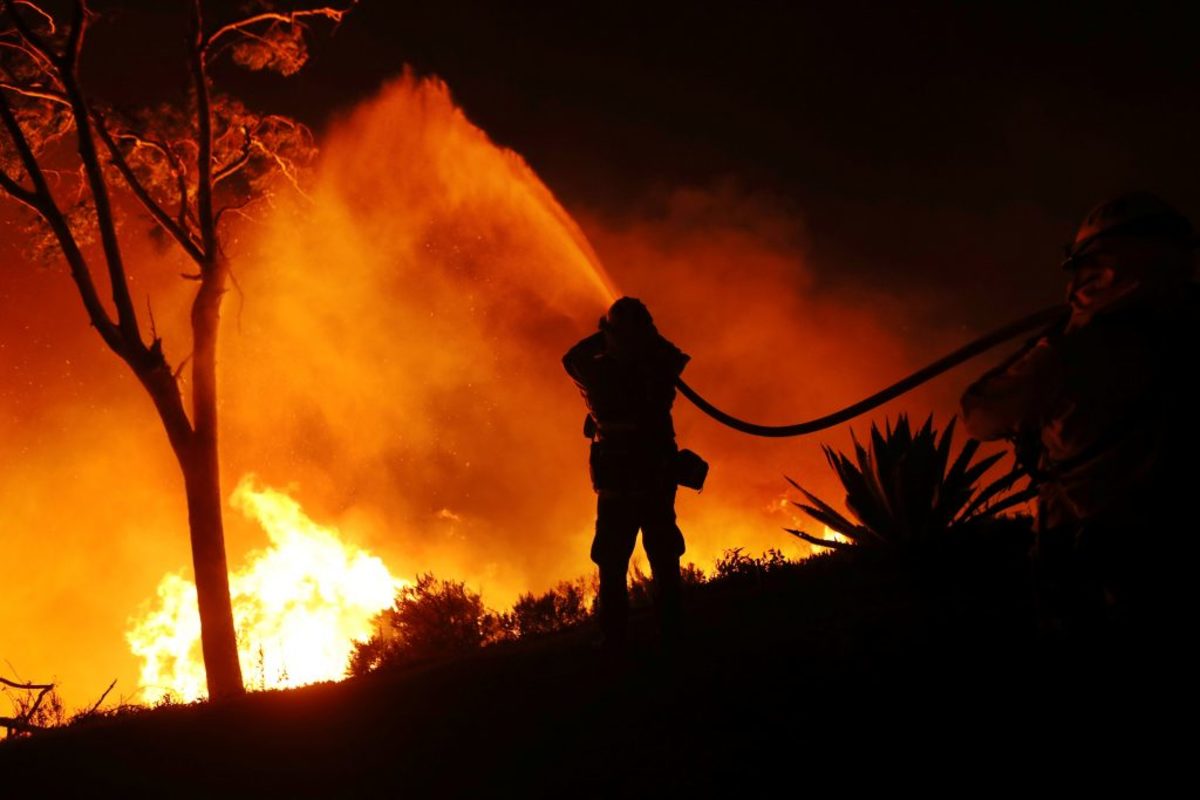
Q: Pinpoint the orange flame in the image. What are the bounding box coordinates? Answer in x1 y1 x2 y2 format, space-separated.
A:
3 72 966 709
126 476 402 702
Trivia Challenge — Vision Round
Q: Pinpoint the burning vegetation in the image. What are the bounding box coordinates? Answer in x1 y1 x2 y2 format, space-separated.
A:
2 3 976 708
127 476 400 703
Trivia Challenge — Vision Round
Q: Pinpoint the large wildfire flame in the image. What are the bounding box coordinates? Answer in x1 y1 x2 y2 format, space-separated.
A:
2 73 972 707
127 476 401 702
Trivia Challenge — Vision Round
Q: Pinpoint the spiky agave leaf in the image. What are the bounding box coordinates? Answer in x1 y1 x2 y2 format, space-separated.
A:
960 474 1036 520
959 451 1006 489
937 449 1005 526
959 461 1025 521
944 436 981 489
844 432 896 538
935 416 958 476
785 476 873 543
935 436 984 525
896 416 942 541
823 446 893 539
785 414 1029 549
783 528 850 549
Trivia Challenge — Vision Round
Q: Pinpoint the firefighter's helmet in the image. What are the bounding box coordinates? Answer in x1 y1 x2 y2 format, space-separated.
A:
1064 192 1194 269
602 297 655 334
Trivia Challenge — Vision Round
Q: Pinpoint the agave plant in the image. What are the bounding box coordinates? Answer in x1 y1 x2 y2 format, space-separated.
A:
785 415 1033 550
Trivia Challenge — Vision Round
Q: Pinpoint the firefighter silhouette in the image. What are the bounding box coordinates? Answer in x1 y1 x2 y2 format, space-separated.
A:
961 192 1199 625
563 297 690 647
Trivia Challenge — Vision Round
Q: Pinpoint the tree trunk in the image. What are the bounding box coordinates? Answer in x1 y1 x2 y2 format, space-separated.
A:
179 437 243 700
135 352 244 700
180 263 243 699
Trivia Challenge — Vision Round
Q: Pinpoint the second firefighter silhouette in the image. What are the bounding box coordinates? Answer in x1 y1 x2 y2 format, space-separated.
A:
563 297 705 646
961 192 1198 625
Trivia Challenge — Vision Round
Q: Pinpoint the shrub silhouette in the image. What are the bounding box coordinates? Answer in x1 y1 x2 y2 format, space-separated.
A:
786 414 1033 549
350 574 499 675
1 680 64 737
509 580 592 638
350 553 792 677
713 548 789 580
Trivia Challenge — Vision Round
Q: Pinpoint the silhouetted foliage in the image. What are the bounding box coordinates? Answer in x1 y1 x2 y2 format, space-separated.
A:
785 414 1033 550
348 573 507 674
627 562 656 610
349 552 789 677
624 559 709 610
680 562 707 587
713 547 790 580
2 675 135 738
508 579 592 638
1 678 62 737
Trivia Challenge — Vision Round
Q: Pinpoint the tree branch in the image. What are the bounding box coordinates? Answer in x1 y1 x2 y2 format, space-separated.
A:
92 115 206 264
190 0 216 266
0 35 47 61
3 79 201 259
248 116 313 201
1 675 55 736
213 124 252 185
2 0 61 66
0 676 53 691
112 127 196 228
13 0 56 34
129 337 195 456
63 0 86 70
172 350 193 380
84 678 116 715
0 79 68 105
0 89 122 351
214 192 262 230
202 1 357 51
55 0 143 347
0 164 38 207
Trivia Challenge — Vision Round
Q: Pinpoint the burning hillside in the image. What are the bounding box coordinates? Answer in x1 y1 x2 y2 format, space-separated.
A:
127 476 400 702
2 73 968 706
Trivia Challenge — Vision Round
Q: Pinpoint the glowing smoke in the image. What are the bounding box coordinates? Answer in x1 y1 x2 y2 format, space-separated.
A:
1 73 977 707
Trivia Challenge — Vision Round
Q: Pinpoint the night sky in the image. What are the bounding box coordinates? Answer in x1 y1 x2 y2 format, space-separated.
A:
279 0 1199 315
88 0 1200 320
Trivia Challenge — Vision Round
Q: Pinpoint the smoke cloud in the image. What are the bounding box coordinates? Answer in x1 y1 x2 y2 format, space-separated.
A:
1 74 993 707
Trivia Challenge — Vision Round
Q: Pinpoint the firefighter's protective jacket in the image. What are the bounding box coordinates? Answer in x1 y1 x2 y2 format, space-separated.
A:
962 286 1200 528
563 331 689 491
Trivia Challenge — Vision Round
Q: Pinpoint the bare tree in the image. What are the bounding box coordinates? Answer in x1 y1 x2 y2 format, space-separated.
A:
0 0 355 699
0 675 57 736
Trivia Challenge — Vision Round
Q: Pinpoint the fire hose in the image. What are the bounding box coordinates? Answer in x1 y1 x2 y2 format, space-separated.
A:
674 304 1067 437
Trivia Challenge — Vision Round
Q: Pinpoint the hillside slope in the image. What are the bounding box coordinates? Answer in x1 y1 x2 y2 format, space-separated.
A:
1 548 1184 795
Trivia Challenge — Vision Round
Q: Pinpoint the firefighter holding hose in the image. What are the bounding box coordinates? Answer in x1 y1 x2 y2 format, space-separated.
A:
961 193 1199 627
563 297 695 650
560 196 1195 647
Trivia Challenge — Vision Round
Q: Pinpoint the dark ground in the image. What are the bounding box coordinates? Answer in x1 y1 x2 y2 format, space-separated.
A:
1 543 1190 796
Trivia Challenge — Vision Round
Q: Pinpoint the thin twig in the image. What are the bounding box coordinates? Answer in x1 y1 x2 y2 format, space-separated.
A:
172 351 193 381
0 676 54 691
3 0 61 66
93 112 205 264
85 678 116 715
203 1 357 50
146 295 158 341
14 0 57 34
0 79 68 105
213 124 252 185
